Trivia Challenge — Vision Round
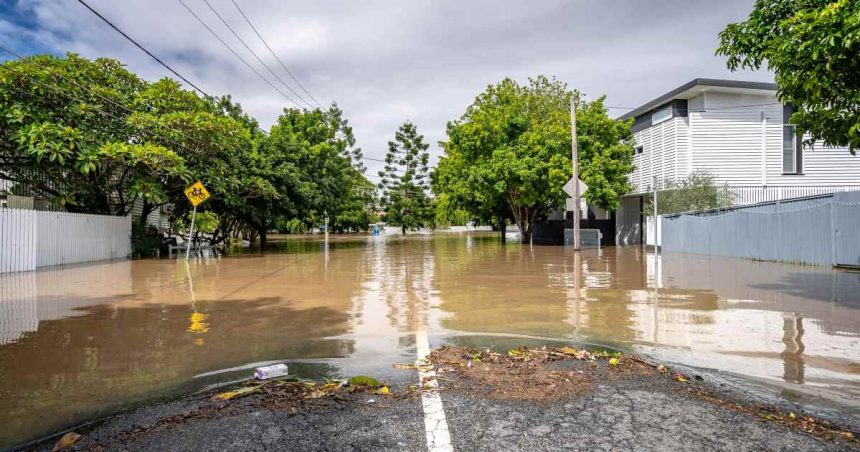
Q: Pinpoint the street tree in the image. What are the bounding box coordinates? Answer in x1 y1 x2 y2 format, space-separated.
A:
0 53 189 215
433 76 634 243
717 0 860 153
378 121 433 234
263 105 374 240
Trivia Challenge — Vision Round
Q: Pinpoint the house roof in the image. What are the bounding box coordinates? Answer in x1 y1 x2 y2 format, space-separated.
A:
618 78 777 122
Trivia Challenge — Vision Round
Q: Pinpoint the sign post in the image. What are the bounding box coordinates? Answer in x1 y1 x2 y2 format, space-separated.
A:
570 97 580 250
183 181 211 261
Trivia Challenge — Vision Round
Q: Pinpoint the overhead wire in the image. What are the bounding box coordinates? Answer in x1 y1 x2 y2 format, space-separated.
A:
199 0 315 109
0 49 397 180
229 0 322 108
175 0 304 108
76 0 212 98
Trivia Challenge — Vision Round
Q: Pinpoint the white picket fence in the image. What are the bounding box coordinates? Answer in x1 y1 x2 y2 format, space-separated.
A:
0 209 131 273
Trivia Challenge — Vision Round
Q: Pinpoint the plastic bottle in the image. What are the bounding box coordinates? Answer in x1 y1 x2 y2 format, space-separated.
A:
254 363 289 380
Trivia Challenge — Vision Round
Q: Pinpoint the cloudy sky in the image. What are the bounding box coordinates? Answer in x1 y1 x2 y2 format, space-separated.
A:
1 0 770 175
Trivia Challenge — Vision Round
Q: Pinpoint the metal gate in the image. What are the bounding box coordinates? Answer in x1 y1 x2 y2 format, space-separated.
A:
834 191 860 267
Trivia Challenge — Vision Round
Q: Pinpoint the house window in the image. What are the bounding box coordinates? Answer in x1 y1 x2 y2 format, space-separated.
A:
651 105 672 125
782 125 802 174
782 104 802 174
634 145 643 155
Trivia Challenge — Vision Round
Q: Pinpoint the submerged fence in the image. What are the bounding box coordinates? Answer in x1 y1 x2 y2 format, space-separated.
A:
0 209 130 273
661 191 860 267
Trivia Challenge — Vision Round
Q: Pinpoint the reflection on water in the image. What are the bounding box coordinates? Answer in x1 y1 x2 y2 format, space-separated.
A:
0 234 858 446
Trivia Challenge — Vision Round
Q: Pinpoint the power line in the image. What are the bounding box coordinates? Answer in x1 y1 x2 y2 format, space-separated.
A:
76 0 211 98
176 0 304 108
1 53 393 195
230 0 322 108
1 46 399 176
199 0 315 109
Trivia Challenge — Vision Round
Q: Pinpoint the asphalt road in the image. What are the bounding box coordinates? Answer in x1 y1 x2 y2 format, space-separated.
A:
24 367 857 452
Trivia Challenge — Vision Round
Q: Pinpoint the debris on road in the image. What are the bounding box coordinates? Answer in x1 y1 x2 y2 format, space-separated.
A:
51 432 81 451
419 345 859 446
422 345 648 403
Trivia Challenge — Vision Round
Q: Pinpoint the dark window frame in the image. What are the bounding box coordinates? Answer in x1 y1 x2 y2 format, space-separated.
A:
782 105 803 175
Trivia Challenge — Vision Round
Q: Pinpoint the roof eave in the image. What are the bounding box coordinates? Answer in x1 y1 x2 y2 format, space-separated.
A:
617 78 778 122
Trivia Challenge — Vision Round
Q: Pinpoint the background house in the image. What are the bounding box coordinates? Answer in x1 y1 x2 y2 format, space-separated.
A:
613 78 860 245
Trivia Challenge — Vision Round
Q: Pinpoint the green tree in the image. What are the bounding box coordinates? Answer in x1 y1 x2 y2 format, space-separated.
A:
433 76 633 243
129 79 276 243
717 0 860 153
263 105 374 241
433 192 472 228
378 121 433 234
0 53 375 251
0 53 189 215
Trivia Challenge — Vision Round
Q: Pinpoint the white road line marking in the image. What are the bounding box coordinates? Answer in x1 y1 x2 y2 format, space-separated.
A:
415 330 454 452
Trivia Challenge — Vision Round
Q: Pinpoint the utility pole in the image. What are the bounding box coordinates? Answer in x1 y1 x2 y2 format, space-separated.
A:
570 96 581 250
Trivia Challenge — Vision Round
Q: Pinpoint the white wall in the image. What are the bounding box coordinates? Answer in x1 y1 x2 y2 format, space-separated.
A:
631 116 689 192
691 92 781 185
0 209 130 273
629 90 860 194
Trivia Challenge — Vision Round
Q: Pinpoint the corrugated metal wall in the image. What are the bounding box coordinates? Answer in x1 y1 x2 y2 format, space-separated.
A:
661 191 860 267
0 209 130 273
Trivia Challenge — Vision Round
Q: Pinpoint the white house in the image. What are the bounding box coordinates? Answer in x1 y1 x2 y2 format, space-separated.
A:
613 78 860 244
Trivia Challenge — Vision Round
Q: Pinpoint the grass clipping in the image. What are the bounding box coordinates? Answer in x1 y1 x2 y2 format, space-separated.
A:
426 345 650 403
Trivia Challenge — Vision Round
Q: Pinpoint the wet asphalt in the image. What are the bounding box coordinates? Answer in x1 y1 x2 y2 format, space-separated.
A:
23 368 858 452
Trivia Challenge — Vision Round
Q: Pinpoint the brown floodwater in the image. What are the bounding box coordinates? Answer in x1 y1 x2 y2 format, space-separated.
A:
0 233 858 446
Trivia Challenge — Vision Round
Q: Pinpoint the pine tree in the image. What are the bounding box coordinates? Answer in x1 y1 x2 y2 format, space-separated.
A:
378 122 433 234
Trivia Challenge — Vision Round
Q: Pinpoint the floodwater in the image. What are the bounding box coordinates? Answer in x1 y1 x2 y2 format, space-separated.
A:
0 233 858 447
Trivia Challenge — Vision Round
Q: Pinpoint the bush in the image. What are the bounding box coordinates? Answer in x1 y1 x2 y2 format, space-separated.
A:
645 171 734 215
132 223 162 257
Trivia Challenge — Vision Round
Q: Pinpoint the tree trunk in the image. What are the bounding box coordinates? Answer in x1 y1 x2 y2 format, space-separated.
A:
497 216 507 244
138 200 153 229
401 224 406 235
259 227 267 254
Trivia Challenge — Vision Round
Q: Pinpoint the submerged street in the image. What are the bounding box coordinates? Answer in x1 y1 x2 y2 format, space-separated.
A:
1 233 859 448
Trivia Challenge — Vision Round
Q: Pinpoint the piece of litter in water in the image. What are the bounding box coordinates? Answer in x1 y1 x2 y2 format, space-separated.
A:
255 363 289 380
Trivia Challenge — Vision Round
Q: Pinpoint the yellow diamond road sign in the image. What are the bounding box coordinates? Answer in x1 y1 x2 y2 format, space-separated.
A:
184 181 210 206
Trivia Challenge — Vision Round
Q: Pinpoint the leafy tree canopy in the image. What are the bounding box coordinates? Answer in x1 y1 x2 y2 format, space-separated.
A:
433 76 633 242
0 53 189 215
717 0 860 152
0 53 374 253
